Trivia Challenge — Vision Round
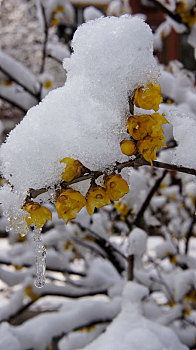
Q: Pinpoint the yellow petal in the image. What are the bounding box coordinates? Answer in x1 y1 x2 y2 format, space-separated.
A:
86 184 110 215
24 203 52 229
134 83 163 112
56 189 86 224
60 157 86 182
105 174 129 201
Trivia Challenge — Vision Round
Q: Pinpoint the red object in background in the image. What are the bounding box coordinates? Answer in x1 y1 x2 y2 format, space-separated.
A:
129 0 180 64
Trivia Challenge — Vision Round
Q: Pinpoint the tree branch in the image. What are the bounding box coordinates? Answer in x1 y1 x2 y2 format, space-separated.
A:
147 0 189 31
134 170 168 227
29 157 196 200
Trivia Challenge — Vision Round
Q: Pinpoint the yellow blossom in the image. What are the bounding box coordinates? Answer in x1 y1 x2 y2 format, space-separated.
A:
184 289 196 303
43 80 52 89
86 183 110 215
24 285 39 301
105 174 129 201
50 17 60 27
56 189 86 223
56 5 65 12
24 203 52 229
134 83 163 112
176 2 196 27
168 300 176 308
120 140 136 156
4 80 13 87
114 201 128 220
77 325 96 333
137 135 166 166
60 157 86 182
127 113 168 140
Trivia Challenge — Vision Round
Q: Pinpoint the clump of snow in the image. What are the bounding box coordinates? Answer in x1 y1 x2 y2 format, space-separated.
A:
0 15 159 216
83 6 103 22
82 282 188 350
159 109 196 169
127 228 147 257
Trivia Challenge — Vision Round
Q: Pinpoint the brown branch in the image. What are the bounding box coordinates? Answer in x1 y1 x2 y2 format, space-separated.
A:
134 170 168 227
147 0 189 32
0 93 27 113
185 201 196 254
28 157 196 201
51 320 109 348
0 67 39 99
0 259 86 277
40 3 49 74
75 222 126 275
127 254 134 281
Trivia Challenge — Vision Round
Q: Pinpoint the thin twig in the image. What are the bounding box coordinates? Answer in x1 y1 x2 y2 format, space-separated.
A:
185 201 196 254
40 3 49 74
148 0 189 32
134 170 168 227
0 67 39 100
28 157 196 201
0 93 27 112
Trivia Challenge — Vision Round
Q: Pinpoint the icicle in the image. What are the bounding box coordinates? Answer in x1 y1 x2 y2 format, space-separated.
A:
33 228 46 288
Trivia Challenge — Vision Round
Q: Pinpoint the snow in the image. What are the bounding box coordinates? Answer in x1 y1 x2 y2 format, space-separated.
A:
0 84 38 111
0 49 39 95
0 296 120 350
81 283 188 350
159 109 196 169
83 6 103 22
127 228 147 257
0 15 159 217
47 41 70 62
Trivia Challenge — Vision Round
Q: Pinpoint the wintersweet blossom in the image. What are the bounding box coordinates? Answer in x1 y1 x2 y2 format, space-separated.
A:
176 1 196 27
60 157 86 182
24 203 52 229
114 201 129 220
56 189 86 223
127 113 168 140
134 83 163 112
105 174 129 201
24 285 39 301
137 135 166 166
120 140 136 156
86 183 110 215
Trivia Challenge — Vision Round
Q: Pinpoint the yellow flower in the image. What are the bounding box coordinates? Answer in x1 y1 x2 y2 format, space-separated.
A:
43 80 52 89
134 83 163 112
24 285 39 301
4 80 13 87
50 17 60 27
60 157 86 182
105 174 129 201
86 183 110 215
56 5 65 12
24 203 52 229
114 201 128 220
56 189 86 224
137 135 166 166
127 113 168 140
120 140 136 156
176 2 196 27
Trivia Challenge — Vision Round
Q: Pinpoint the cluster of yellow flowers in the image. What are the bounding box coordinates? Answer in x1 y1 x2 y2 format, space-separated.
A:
23 159 129 228
50 5 65 27
176 1 196 27
120 83 169 166
21 82 169 232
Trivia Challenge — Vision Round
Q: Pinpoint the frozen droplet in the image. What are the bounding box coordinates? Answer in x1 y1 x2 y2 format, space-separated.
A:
33 228 46 288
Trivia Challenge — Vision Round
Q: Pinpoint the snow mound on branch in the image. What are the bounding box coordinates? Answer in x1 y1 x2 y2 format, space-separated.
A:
0 15 159 214
82 282 188 350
